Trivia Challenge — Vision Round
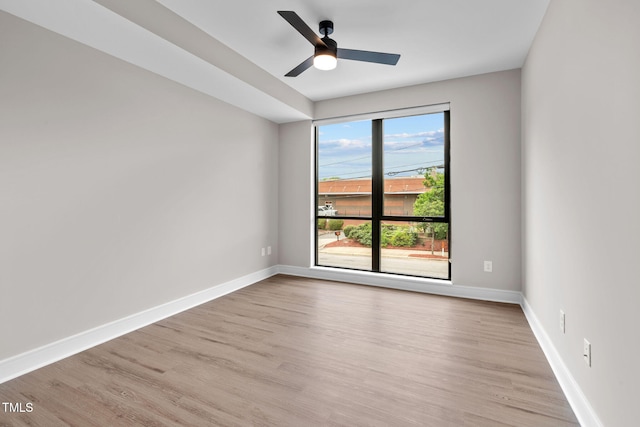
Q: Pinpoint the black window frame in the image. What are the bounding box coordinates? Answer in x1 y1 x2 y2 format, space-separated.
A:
315 108 451 280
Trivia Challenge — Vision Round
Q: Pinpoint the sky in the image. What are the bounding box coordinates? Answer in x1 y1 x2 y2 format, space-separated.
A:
317 112 445 181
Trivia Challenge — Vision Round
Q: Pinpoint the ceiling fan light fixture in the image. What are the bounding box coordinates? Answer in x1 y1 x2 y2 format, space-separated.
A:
313 52 337 70
314 38 338 71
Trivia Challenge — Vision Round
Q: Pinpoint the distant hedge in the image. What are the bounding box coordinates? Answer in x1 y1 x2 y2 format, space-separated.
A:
347 223 417 247
327 219 344 230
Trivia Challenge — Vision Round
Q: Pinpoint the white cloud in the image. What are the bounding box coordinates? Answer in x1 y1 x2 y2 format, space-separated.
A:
383 130 445 150
321 138 372 150
384 129 441 138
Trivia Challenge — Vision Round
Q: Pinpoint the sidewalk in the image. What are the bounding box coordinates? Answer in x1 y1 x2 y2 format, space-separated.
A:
320 246 448 259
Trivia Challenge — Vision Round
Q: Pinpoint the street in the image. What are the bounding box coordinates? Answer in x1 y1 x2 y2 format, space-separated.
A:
317 231 449 278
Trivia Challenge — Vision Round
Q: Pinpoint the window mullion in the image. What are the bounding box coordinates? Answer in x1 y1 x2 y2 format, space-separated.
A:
371 119 384 272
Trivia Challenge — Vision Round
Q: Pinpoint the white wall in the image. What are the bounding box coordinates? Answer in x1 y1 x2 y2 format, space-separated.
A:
281 70 522 291
522 1 640 426
0 12 279 360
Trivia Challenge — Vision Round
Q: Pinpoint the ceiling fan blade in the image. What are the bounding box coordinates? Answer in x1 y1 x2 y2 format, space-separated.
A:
278 11 327 48
285 56 314 77
337 48 400 65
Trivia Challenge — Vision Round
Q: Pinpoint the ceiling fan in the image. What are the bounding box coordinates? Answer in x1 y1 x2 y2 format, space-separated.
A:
277 11 401 77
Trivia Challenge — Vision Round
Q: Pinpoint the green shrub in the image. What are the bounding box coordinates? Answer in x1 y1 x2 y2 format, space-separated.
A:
317 219 326 230
347 223 418 247
390 230 418 247
380 224 403 247
327 219 344 231
343 225 355 238
350 223 372 246
434 223 448 240
421 222 448 240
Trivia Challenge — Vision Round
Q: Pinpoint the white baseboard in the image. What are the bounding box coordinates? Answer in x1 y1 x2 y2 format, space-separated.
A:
521 297 603 427
277 264 522 304
0 266 279 385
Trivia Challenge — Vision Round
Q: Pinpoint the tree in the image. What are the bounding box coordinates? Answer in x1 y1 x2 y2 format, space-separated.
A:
413 169 448 254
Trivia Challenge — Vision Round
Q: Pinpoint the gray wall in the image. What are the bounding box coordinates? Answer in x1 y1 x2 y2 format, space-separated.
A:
521 0 640 425
0 12 279 360
281 70 522 291
278 121 314 268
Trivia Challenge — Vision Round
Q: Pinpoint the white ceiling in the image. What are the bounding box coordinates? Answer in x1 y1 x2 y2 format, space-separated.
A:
156 0 550 101
0 0 549 122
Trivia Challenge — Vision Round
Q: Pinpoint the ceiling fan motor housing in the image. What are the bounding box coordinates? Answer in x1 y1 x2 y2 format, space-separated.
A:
316 37 337 58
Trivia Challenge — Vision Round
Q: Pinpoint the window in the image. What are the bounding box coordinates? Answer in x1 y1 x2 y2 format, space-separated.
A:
315 105 450 280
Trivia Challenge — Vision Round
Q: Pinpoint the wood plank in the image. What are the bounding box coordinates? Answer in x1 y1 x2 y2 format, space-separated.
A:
0 275 579 426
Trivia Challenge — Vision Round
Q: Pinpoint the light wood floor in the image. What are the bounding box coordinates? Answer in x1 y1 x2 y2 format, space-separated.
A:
0 275 579 426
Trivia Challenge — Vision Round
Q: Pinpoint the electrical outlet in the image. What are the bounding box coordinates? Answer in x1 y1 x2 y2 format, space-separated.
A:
267 246 272 255
583 339 591 367
484 261 493 272
261 248 265 257
560 310 565 334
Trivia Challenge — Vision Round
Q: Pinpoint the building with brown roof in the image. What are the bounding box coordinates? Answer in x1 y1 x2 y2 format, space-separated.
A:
318 176 427 217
